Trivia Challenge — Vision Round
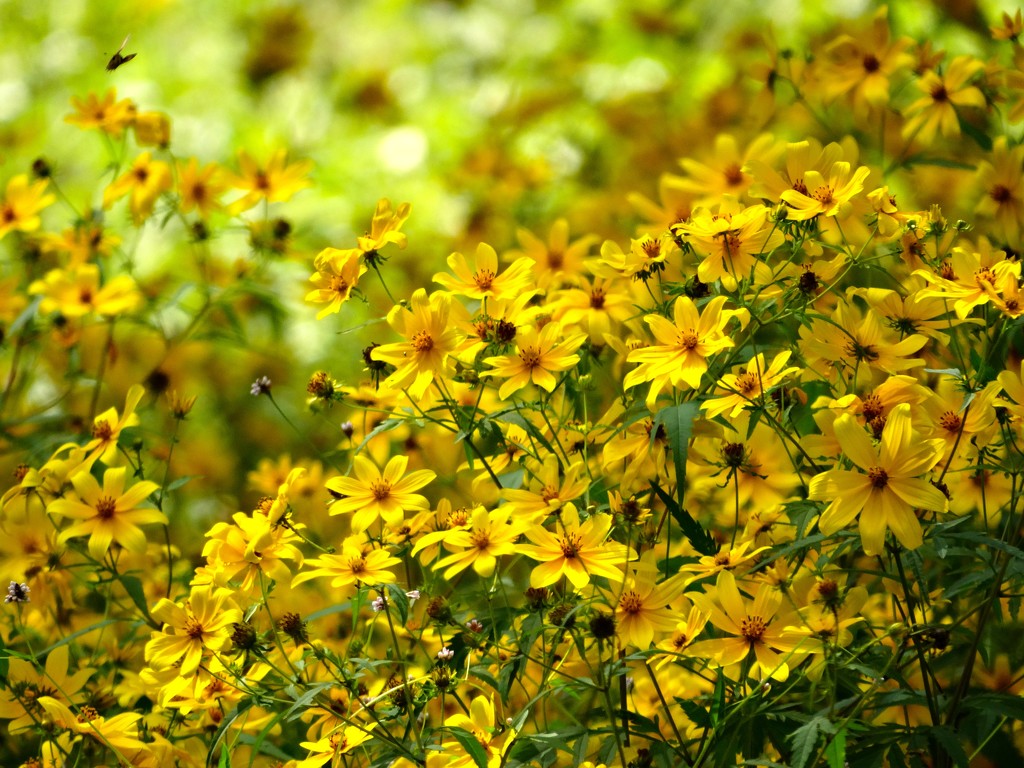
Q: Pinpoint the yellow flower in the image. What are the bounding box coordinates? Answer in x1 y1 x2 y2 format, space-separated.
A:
608 573 682 649
914 243 1021 319
326 454 435 533
653 599 710 669
901 55 986 145
779 161 871 221
625 295 748 409
550 276 640 344
36 696 146 756
48 467 164 561
689 570 805 681
227 149 313 214
177 158 228 218
500 455 589 521
291 536 400 591
819 7 913 117
103 152 173 224
64 89 136 136
0 645 94 733
83 384 145 464
28 264 143 319
145 585 243 676
423 504 525 578
518 504 627 589
675 203 785 289
511 218 598 291
433 241 535 302
195 507 304 592
587 234 677 281
133 110 172 147
482 322 586 401
701 351 800 420
974 137 1024 246
0 174 55 239
305 247 367 319
444 696 515 768
674 133 781 204
808 403 948 555
372 289 461 399
356 197 411 254
297 724 377 767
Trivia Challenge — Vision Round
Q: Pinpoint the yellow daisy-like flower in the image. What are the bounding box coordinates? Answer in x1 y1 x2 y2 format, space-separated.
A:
689 570 805 682
512 218 598 291
676 203 785 289
625 295 749 409
356 197 411 254
482 322 586 401
433 241 535 302
444 696 516 768
901 55 986 146
227 148 313 215
48 467 164 561
177 157 228 218
701 351 800 420
0 646 94 733
28 264 143 320
64 89 136 136
423 504 525 579
306 247 367 319
83 384 145 464
500 455 589 521
518 504 627 589
36 696 146 756
0 174 56 240
808 403 948 555
608 573 682 649
103 152 173 224
291 536 400 591
326 454 435 533
779 161 871 221
372 289 461 399
297 724 377 768
145 585 242 676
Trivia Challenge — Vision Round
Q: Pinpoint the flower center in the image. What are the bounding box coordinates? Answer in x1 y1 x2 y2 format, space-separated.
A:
95 495 117 520
559 532 582 559
740 615 766 642
939 411 962 433
735 372 759 395
474 269 496 291
412 330 434 353
868 467 889 489
370 480 393 502
990 184 1012 203
724 164 744 187
862 54 880 73
619 590 643 615
678 330 699 351
470 529 492 550
519 345 542 368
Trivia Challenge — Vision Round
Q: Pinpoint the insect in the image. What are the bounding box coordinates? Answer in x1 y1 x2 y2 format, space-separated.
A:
106 35 137 71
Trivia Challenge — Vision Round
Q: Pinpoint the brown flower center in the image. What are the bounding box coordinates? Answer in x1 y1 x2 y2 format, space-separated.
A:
868 467 889 489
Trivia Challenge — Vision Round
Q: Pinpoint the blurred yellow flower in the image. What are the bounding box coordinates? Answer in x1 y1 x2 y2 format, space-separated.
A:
227 149 313 214
64 88 136 136
103 152 173 224
0 174 55 240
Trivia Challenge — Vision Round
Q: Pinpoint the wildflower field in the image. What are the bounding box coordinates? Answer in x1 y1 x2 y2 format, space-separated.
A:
4 0 1024 766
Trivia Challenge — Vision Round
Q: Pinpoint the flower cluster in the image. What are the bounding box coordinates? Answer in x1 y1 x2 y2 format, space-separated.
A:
2 5 1024 768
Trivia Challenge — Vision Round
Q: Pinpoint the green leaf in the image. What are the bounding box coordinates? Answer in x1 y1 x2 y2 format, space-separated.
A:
825 725 846 768
927 725 970 768
650 480 716 556
789 716 825 768
957 114 992 152
119 574 156 626
448 726 489 768
655 402 699 497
